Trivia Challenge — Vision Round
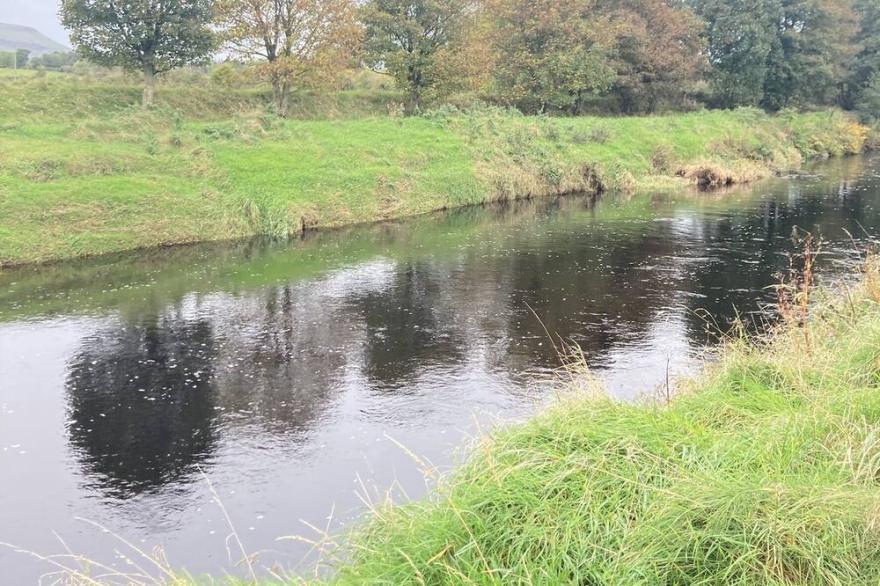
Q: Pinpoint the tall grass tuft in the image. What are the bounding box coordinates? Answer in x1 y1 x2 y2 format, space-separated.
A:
241 197 292 238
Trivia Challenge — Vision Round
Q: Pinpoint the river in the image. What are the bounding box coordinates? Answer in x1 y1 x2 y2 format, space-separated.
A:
1 154 878 582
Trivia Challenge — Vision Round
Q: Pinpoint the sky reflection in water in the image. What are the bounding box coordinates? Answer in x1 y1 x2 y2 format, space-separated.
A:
1 155 878 581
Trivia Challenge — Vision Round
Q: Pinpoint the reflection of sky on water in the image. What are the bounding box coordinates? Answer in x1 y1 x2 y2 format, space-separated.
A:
1 155 878 581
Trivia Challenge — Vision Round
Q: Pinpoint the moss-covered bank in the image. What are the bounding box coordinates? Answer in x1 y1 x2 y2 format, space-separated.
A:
322 265 880 585
0 81 872 266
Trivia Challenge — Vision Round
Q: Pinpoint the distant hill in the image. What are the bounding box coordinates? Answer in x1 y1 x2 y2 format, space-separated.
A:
0 23 69 56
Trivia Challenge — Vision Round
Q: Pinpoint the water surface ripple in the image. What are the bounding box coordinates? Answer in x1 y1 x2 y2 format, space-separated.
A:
1 155 878 581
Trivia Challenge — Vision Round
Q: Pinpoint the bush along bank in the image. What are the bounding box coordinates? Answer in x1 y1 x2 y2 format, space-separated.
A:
0 105 873 266
322 261 880 585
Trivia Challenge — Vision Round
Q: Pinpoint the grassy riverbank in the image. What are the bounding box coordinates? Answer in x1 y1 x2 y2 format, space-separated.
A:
322 264 880 584
0 71 873 265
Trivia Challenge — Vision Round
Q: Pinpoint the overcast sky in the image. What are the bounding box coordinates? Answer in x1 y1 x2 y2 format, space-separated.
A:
0 0 69 46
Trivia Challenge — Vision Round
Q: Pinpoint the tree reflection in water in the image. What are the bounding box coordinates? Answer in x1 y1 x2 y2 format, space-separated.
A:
67 316 218 497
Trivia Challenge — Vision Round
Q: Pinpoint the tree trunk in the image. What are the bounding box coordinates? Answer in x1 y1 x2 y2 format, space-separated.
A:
405 65 422 115
405 90 421 115
273 78 291 117
143 64 156 108
570 90 583 115
280 82 290 117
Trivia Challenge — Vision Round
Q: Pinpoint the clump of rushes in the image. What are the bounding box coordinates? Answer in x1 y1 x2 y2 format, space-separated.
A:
325 260 880 585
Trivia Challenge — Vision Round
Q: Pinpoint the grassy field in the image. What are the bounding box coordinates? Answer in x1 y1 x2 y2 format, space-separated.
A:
0 70 872 266
319 262 880 585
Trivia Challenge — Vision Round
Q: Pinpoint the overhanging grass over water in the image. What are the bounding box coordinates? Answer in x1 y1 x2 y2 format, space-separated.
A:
0 85 872 266
321 266 880 584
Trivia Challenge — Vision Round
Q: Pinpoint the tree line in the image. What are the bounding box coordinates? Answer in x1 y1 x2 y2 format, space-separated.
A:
57 0 880 118
0 49 80 70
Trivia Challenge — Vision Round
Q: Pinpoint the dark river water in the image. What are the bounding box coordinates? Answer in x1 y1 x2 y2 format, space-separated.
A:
1 155 879 582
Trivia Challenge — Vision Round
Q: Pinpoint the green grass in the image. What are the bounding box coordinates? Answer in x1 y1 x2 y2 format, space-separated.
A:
321 265 880 585
0 69 400 121
0 73 872 266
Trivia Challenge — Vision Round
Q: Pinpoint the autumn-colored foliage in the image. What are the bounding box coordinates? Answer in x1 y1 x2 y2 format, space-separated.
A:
361 0 476 113
216 0 362 115
601 0 705 113
57 0 880 117
485 0 705 114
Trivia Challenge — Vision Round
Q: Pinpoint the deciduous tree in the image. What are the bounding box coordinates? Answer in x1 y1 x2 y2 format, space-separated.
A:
488 0 618 114
423 7 496 103
216 0 361 116
762 0 859 110
841 0 880 113
15 49 30 68
60 0 215 106
692 0 860 110
362 0 473 114
601 0 706 113
691 0 780 108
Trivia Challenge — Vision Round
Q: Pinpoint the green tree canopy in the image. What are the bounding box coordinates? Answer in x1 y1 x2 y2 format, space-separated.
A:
362 0 473 113
15 49 30 68
691 0 780 108
489 0 617 114
60 0 215 106
762 0 859 110
693 0 860 110
843 0 880 114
